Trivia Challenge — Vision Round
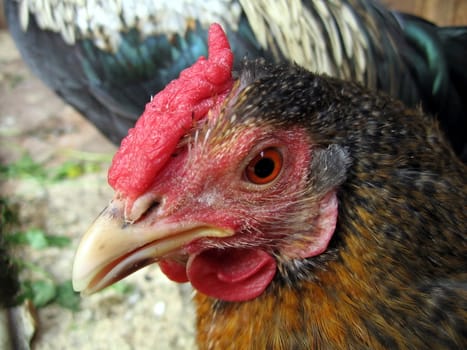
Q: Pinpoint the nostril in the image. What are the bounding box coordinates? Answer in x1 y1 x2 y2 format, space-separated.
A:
124 194 162 224
148 200 160 210
145 200 161 217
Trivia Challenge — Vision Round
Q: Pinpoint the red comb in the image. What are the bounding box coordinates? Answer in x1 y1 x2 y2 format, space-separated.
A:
108 23 234 199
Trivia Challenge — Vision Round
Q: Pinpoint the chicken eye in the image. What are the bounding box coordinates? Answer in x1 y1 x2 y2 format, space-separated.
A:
245 148 283 185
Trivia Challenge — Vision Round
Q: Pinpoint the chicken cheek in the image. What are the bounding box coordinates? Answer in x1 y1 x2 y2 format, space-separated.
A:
186 248 277 301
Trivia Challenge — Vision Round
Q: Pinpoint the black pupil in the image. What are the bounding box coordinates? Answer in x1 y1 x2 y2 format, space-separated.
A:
254 157 275 178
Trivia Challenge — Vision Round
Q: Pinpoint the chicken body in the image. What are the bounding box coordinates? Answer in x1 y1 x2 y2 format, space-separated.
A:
5 0 467 160
191 61 467 349
72 27 466 348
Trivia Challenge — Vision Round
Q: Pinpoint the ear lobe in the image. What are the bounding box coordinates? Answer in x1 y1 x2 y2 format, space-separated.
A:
287 191 339 259
310 145 351 194
283 144 348 260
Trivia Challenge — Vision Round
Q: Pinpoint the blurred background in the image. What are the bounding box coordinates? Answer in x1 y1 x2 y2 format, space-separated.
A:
0 1 465 349
385 0 466 25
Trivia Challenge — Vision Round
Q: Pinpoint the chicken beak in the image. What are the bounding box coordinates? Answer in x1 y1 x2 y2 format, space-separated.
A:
72 198 233 295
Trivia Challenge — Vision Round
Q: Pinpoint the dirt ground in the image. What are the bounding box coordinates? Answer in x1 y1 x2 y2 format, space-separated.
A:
0 30 196 349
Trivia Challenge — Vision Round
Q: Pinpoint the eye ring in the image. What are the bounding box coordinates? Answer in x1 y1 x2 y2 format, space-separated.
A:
245 147 283 185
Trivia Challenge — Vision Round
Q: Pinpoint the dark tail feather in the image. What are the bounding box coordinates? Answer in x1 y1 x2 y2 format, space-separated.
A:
397 14 467 161
438 27 467 161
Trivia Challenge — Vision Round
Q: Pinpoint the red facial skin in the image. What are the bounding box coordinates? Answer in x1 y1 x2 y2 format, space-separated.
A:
129 125 337 301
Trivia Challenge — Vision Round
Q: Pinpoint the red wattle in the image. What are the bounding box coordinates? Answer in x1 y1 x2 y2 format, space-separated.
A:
159 259 189 283
187 248 276 302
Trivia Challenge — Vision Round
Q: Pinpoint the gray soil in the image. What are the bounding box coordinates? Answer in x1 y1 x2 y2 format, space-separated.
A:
0 30 196 349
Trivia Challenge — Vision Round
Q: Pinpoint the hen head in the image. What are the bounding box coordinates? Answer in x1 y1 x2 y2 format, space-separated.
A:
72 25 350 302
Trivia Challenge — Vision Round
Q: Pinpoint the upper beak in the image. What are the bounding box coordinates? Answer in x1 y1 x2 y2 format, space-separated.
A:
72 197 233 295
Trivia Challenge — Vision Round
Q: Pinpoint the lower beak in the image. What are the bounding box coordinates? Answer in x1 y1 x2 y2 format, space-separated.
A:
72 198 233 295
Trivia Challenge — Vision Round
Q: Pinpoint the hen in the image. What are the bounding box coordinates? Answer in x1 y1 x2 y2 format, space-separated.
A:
72 24 466 348
4 0 467 160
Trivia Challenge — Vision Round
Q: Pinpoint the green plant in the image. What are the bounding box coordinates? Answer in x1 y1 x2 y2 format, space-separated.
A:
0 150 112 182
0 150 114 310
6 228 81 310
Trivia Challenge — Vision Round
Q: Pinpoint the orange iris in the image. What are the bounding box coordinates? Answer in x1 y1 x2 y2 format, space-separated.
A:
245 148 283 185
